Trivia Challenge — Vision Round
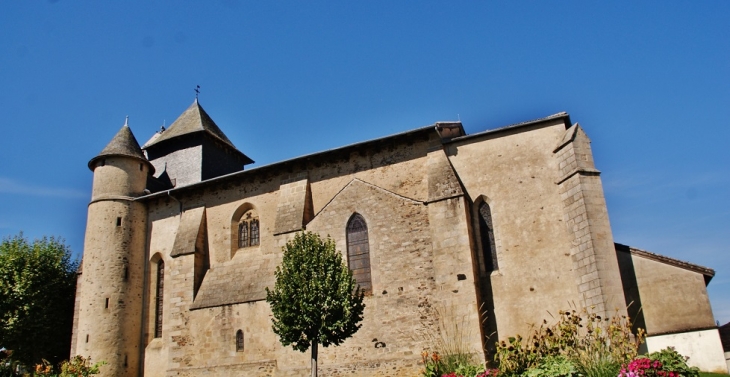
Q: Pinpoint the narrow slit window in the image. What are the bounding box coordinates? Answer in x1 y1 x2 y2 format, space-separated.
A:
86 334 89 343
116 217 122 227
236 330 244 352
105 298 109 308
346 213 372 294
478 202 498 272
154 260 164 338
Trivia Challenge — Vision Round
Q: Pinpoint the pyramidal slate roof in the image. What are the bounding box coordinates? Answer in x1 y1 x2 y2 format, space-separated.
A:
142 99 237 150
88 120 154 172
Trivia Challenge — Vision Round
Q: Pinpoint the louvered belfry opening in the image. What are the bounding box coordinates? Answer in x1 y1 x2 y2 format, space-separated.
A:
154 260 164 338
346 214 372 293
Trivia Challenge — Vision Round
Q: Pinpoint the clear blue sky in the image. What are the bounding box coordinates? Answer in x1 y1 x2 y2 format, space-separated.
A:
1 2 728 324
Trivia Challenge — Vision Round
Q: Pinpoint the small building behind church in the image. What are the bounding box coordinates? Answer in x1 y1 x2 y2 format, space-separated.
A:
70 100 728 376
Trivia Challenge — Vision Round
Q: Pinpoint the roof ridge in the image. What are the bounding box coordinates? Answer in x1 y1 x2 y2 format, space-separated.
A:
143 100 237 150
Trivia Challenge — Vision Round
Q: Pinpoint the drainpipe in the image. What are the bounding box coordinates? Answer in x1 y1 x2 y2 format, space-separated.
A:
168 191 182 216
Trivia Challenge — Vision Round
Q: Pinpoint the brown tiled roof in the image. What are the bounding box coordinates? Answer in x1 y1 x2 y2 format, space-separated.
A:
88 122 153 173
142 99 236 150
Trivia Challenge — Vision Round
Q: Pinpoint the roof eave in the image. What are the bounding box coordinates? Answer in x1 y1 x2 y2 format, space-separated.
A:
88 153 156 174
615 242 716 282
136 124 440 201
143 130 254 165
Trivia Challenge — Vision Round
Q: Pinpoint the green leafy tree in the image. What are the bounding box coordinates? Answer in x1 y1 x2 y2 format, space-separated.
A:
0 233 78 367
266 231 365 377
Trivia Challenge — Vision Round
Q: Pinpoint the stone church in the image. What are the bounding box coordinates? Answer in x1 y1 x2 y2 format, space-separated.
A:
71 100 728 376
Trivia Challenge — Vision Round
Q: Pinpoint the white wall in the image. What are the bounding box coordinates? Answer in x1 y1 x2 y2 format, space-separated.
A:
645 329 728 374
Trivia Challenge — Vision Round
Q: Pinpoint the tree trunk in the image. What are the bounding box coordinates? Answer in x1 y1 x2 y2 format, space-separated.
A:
311 341 318 377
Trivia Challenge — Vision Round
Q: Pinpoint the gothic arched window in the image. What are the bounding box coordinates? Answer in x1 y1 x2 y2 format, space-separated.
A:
346 213 371 293
154 260 164 338
237 210 259 248
478 201 498 272
236 330 244 352
250 219 259 246
238 222 248 248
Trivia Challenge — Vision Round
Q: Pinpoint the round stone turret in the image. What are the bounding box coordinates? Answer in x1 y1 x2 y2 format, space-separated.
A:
88 120 154 199
72 120 151 377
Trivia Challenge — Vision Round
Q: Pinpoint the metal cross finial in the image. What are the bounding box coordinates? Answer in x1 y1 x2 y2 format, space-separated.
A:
195 85 200 99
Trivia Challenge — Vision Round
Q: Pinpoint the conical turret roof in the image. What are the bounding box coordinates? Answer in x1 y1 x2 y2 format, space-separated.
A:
142 99 237 150
88 120 154 173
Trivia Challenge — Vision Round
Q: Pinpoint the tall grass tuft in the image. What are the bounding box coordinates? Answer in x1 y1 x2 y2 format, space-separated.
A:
419 305 486 377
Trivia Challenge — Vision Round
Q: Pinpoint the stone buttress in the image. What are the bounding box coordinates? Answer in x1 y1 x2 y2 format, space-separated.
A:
554 124 627 318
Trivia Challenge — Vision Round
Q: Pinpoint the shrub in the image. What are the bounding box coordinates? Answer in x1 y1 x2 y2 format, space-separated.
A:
494 308 644 377
57 356 105 377
30 356 105 377
421 351 497 377
523 355 579 377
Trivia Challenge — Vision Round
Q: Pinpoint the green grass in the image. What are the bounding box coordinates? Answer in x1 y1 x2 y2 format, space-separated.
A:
700 372 730 377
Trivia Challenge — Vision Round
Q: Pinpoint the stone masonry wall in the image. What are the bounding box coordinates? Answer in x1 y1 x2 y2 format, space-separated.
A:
140 129 488 376
630 255 715 335
446 120 584 340
554 125 627 318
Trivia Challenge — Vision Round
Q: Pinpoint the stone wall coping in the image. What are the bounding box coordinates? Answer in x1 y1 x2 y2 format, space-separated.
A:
615 243 715 281
444 111 571 145
553 123 579 153
645 325 720 338
555 167 601 185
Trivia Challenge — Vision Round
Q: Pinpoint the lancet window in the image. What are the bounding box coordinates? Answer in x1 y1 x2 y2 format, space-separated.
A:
478 201 498 272
346 213 372 294
154 260 164 338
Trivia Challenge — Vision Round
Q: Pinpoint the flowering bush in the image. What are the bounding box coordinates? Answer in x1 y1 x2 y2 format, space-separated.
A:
495 308 643 376
618 348 699 377
618 358 670 377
